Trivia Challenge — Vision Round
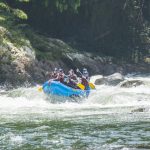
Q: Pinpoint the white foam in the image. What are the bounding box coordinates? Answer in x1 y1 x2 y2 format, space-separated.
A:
0 75 149 118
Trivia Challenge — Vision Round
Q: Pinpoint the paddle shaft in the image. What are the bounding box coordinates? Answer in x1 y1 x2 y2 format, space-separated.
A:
76 69 89 82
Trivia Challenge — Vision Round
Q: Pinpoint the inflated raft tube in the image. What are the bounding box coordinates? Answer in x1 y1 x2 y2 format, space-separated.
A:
42 81 90 97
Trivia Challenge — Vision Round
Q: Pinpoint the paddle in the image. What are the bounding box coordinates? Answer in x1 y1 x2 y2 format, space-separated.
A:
38 81 50 92
38 86 43 92
77 83 85 90
89 82 95 89
76 68 96 89
68 77 85 90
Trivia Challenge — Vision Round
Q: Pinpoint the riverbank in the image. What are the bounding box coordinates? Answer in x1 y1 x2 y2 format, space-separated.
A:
0 2 149 87
0 24 149 87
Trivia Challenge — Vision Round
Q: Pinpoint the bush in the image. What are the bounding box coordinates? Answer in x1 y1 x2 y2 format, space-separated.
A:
13 9 28 20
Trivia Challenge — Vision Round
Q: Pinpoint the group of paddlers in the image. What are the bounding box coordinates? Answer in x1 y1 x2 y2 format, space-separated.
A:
49 68 90 90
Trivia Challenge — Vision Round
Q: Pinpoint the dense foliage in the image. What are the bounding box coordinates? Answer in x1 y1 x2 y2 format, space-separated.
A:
2 0 150 63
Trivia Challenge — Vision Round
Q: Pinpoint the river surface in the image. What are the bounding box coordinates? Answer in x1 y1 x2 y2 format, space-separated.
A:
0 74 150 150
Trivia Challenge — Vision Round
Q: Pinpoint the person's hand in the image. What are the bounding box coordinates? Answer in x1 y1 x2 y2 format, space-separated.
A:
48 80 51 84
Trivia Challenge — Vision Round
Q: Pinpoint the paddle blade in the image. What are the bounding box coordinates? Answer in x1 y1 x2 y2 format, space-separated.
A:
38 86 43 92
89 82 95 89
77 83 85 90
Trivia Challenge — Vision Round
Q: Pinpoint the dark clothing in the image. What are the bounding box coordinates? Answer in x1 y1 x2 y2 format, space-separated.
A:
58 74 64 83
51 72 58 79
69 75 77 82
76 72 82 78
81 77 89 87
68 74 78 89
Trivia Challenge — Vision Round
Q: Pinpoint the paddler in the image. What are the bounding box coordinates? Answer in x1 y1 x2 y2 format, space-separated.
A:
57 68 65 83
80 68 90 90
51 68 58 78
68 69 79 89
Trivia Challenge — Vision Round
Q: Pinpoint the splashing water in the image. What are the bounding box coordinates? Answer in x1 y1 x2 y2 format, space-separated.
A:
0 74 150 149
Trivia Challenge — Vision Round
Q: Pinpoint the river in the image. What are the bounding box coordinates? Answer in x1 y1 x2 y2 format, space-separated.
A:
0 74 150 150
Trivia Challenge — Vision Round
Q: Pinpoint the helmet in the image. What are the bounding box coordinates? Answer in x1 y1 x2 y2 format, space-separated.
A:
59 68 63 72
83 68 88 74
54 68 58 71
83 68 89 78
83 68 87 71
69 69 74 74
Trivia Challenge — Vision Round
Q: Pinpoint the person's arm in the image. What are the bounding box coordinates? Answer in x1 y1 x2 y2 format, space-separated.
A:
76 68 82 78
49 74 59 82
70 75 78 84
74 75 78 83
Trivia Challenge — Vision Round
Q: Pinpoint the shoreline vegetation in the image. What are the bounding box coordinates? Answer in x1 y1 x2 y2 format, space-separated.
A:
0 1 150 86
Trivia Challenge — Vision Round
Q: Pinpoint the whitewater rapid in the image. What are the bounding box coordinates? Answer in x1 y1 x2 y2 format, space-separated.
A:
0 74 150 149
0 74 149 110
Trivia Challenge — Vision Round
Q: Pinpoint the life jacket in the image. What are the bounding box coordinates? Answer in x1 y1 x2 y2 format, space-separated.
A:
52 72 58 79
69 74 77 81
69 74 78 85
81 77 89 87
58 73 64 83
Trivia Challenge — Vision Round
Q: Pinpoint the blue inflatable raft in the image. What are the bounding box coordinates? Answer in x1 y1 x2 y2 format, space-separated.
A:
42 81 90 97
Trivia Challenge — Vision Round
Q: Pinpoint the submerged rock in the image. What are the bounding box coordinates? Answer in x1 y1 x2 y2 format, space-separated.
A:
90 75 104 85
106 73 124 85
94 73 124 85
131 108 148 113
120 80 144 88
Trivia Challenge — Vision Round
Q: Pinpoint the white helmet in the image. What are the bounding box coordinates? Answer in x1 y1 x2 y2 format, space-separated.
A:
59 68 63 72
54 68 58 71
83 68 87 71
